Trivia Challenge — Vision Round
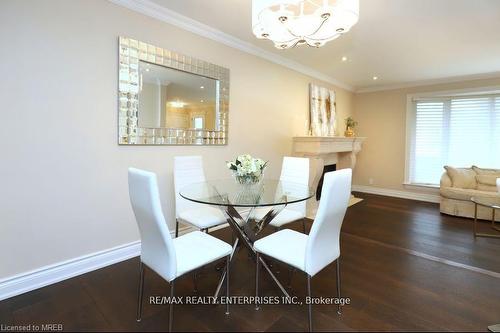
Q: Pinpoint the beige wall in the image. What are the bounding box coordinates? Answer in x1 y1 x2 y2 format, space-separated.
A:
353 77 500 194
0 0 353 279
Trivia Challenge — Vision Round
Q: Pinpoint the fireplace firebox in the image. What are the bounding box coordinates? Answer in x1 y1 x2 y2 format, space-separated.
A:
316 164 336 200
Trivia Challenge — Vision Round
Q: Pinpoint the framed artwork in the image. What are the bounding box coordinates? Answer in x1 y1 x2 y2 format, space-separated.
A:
309 83 336 136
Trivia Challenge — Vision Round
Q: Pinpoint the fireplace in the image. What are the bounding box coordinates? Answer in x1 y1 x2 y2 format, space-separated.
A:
292 136 366 218
316 164 336 200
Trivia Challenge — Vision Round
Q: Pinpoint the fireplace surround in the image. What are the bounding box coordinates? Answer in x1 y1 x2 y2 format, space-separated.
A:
292 136 366 218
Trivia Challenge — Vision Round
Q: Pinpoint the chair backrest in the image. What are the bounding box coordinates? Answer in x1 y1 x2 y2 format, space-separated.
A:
280 157 309 215
128 168 176 282
305 168 351 276
174 156 206 218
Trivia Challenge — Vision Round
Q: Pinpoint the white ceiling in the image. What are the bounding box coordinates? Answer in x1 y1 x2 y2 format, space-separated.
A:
147 0 500 91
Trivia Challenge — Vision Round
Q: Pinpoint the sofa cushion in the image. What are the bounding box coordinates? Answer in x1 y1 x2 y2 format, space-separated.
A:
472 165 500 176
476 174 499 186
477 183 498 192
440 187 499 201
444 166 477 189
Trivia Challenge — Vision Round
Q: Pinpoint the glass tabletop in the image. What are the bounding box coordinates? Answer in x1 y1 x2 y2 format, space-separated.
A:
471 196 500 209
179 179 315 207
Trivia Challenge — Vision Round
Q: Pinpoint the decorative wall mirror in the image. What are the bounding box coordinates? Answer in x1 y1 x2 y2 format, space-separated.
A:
118 37 229 145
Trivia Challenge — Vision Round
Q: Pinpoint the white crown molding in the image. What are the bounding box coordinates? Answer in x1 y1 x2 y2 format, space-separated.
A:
352 185 440 203
0 225 200 301
355 71 500 94
108 0 354 91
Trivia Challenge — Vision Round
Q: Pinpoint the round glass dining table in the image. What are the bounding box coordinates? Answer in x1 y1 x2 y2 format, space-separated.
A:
180 178 315 298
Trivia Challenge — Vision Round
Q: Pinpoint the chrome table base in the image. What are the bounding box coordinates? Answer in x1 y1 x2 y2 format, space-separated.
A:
473 203 500 239
213 202 291 299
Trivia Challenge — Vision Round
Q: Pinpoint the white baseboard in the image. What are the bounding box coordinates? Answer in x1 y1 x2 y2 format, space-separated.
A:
352 185 440 203
0 224 207 301
0 240 141 301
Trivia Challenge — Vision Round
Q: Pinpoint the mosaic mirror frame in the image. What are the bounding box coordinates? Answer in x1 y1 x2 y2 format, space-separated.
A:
118 37 230 145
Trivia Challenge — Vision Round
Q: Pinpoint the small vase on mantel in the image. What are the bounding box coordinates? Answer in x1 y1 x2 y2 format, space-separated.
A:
344 117 358 137
344 127 355 137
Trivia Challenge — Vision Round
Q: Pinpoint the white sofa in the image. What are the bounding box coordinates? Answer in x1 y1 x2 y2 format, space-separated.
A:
440 165 500 221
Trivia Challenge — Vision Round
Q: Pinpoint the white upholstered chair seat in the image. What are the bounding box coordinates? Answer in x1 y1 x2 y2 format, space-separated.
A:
174 156 227 236
178 206 227 229
129 167 232 330
254 169 352 332
253 229 307 271
253 208 305 228
255 156 310 231
173 231 232 278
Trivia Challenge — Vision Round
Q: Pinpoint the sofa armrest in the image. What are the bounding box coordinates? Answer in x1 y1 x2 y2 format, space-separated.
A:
440 172 452 188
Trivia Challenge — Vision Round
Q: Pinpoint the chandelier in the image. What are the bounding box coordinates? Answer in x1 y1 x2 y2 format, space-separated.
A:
252 0 359 49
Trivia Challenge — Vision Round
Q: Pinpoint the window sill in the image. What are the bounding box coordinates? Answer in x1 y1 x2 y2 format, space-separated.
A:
403 182 440 189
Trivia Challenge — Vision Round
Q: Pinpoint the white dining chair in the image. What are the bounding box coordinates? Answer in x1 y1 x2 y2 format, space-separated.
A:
253 168 352 332
174 156 227 237
254 156 309 232
128 168 232 332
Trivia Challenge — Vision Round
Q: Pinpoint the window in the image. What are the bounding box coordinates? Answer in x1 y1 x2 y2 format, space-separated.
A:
407 92 500 186
193 117 204 129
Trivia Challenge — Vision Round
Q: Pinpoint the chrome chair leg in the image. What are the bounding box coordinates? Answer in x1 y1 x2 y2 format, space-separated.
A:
287 267 295 288
255 252 260 310
336 258 342 315
272 226 280 273
169 280 175 333
175 219 179 238
136 262 145 322
225 255 230 315
307 275 313 332
193 271 199 293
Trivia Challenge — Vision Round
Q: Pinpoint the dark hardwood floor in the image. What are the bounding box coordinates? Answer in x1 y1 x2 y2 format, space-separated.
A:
1 193 499 332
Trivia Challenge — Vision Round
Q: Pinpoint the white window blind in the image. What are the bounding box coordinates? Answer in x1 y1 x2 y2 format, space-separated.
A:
408 94 500 185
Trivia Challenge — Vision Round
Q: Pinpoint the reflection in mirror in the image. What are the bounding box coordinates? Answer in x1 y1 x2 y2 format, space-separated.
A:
138 61 218 131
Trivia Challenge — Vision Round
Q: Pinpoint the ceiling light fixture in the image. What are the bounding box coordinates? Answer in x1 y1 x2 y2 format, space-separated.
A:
200 86 204 89
341 56 348 62
252 0 359 49
372 76 378 80
170 101 185 108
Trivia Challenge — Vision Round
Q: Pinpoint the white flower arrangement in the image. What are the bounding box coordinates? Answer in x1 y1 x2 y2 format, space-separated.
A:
226 154 267 185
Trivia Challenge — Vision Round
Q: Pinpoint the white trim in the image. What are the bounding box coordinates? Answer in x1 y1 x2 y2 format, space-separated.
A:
402 182 440 189
407 85 500 100
356 72 500 94
352 185 440 203
108 0 353 91
0 241 140 301
0 225 199 301
404 94 415 185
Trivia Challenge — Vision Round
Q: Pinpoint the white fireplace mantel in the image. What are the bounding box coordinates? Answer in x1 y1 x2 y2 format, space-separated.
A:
292 136 366 218
292 136 366 168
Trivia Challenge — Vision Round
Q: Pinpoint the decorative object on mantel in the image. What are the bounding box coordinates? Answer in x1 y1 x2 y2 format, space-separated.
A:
252 0 360 49
227 154 268 185
309 83 336 136
344 116 358 137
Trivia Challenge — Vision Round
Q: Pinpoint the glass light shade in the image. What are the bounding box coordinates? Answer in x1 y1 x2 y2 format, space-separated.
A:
252 0 359 48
